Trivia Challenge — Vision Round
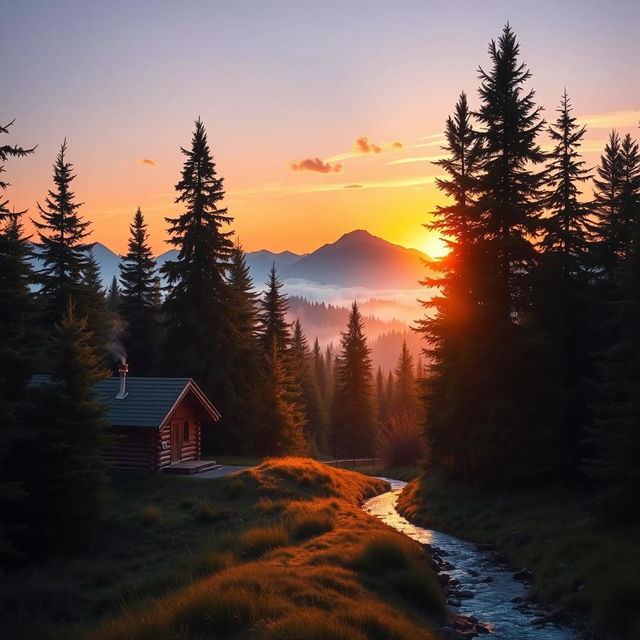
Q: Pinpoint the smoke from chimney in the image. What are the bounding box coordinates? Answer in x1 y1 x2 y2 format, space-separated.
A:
116 362 129 399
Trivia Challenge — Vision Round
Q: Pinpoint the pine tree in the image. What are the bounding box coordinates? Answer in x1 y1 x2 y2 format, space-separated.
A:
475 23 546 318
540 90 592 268
107 276 121 313
392 341 417 417
223 241 264 453
0 119 36 220
20 303 111 552
258 337 307 456
119 207 159 375
257 265 291 354
312 338 327 401
33 141 91 325
0 216 39 563
161 119 235 404
590 131 625 269
531 91 595 477
587 180 640 517
375 367 389 426
79 249 110 357
291 319 327 452
331 302 375 457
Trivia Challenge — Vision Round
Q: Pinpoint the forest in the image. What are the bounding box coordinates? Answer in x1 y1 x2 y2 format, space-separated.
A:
1 18 639 639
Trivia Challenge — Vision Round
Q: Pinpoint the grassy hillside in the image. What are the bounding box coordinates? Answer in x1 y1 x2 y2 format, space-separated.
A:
398 475 640 639
1 459 445 639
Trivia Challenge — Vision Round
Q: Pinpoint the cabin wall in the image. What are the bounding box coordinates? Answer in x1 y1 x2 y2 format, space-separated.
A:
157 394 203 469
103 428 159 472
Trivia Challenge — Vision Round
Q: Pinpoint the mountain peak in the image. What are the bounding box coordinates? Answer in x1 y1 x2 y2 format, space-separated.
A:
335 229 376 244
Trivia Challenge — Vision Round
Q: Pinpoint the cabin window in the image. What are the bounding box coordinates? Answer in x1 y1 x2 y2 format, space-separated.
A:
183 421 189 443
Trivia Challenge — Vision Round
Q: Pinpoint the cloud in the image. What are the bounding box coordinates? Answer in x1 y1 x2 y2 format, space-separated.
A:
391 141 403 150
234 175 440 198
138 158 157 166
576 110 640 129
344 184 363 189
289 157 343 174
388 154 446 166
355 136 382 154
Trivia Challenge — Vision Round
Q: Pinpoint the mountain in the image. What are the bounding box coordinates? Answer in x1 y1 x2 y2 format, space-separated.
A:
155 248 303 288
283 229 432 289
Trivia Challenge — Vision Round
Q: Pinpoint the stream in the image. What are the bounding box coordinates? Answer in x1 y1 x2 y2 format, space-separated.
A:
362 479 581 639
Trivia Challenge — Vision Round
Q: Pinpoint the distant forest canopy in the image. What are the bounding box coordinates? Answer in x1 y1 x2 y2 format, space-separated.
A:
286 295 423 371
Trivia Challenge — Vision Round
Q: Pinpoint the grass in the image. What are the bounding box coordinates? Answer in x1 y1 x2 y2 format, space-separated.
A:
1 458 444 639
398 474 640 639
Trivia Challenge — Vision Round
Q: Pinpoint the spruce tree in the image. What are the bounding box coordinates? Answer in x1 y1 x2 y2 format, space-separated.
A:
257 265 291 354
258 337 307 456
589 132 624 270
224 242 263 452
0 119 36 220
33 141 91 325
331 302 375 457
107 276 121 313
392 341 417 417
540 90 592 267
20 303 111 552
587 187 640 517
312 337 327 401
291 319 327 452
161 119 235 404
119 207 159 375
79 249 110 357
532 91 595 476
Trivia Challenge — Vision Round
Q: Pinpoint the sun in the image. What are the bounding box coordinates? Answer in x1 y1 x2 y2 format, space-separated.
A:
418 233 450 259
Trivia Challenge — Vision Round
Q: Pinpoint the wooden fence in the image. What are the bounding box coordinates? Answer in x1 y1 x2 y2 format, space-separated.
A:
323 458 383 470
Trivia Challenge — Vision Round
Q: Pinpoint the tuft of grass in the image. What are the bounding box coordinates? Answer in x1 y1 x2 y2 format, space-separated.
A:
261 610 368 640
137 504 162 526
285 500 337 541
238 524 291 558
190 498 229 523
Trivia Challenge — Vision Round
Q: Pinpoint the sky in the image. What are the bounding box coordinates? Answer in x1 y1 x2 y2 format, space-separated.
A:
2 0 640 257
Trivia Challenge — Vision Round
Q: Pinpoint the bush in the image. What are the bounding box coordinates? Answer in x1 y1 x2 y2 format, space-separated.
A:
238 525 290 558
379 411 424 467
190 499 229 523
286 501 337 541
138 505 162 526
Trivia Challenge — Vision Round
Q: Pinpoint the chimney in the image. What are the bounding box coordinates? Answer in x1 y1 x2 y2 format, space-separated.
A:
116 362 129 399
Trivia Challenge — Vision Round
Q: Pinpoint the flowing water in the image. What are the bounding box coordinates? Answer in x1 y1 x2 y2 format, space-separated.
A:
362 479 581 639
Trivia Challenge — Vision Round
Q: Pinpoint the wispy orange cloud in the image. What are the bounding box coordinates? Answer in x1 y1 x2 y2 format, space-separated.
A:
355 136 382 154
137 158 157 166
344 184 363 189
576 110 640 129
289 157 343 174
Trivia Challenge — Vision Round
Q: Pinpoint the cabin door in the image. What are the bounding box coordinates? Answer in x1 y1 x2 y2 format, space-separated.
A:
170 421 182 463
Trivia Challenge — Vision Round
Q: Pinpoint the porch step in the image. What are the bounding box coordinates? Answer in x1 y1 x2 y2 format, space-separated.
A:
163 460 220 475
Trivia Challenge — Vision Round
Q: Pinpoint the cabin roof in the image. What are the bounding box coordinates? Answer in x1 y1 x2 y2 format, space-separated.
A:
28 375 221 428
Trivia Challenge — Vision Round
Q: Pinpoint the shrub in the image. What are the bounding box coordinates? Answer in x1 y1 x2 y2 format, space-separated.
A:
138 505 162 526
379 411 424 467
190 499 229 523
238 525 290 558
286 501 337 541
262 610 368 640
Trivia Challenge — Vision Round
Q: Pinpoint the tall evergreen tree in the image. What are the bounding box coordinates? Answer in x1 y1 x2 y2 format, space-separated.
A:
312 338 327 402
291 319 327 452
392 340 417 417
540 90 592 267
222 241 264 453
1 119 35 220
119 207 159 375
587 177 640 517
33 141 91 325
79 249 110 358
258 337 307 456
106 276 121 313
532 91 595 476
161 119 235 405
257 265 291 354
331 302 375 457
20 304 111 553
589 131 625 271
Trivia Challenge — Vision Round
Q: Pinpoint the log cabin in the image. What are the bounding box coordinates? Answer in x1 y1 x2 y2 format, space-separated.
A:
29 365 221 473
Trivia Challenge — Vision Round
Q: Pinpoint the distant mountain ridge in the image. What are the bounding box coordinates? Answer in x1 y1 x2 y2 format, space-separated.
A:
29 230 433 291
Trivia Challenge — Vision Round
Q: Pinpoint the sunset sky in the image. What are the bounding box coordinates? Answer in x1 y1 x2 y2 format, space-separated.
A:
3 0 640 257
